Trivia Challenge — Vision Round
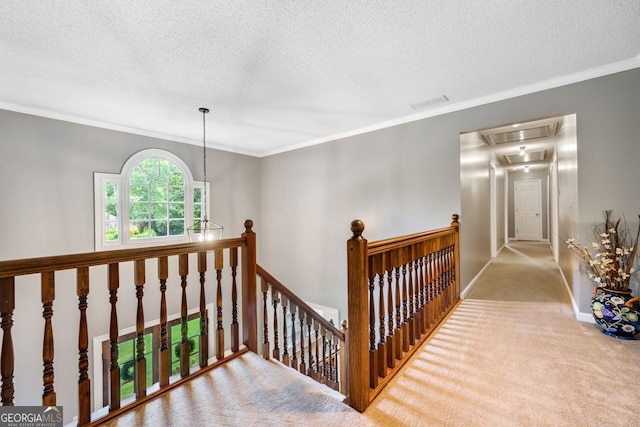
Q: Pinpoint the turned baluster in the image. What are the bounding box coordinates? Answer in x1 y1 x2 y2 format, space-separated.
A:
281 296 290 366
407 256 416 345
368 274 377 388
393 252 402 360
425 253 433 330
416 250 424 336
134 259 147 397
376 259 387 377
306 314 313 377
332 334 340 390
444 247 450 309
339 320 348 394
320 325 327 383
261 278 270 359
413 256 421 341
198 252 208 367
41 271 56 406
77 267 90 425
215 250 224 360
437 248 445 315
401 261 409 352
326 332 334 384
386 263 395 369
0 277 15 406
230 248 239 352
421 252 429 329
158 257 170 387
107 264 120 410
299 309 306 375
313 319 320 380
272 289 280 360
290 304 298 370
178 254 189 378
448 244 455 304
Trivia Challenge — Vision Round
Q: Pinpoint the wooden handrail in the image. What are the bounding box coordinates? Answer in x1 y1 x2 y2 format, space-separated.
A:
367 227 457 255
256 264 347 394
257 264 344 340
0 238 247 279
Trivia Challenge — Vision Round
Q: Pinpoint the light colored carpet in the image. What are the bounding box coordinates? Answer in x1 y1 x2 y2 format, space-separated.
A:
101 241 640 426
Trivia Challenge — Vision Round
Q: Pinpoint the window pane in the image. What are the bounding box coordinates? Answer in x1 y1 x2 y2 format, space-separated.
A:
139 158 159 178
150 203 167 220
150 220 168 237
170 318 200 375
150 177 165 186
168 172 184 186
169 203 184 219
105 202 118 219
158 159 178 179
169 220 184 236
193 204 201 220
150 186 167 202
169 186 184 202
193 187 201 203
117 339 135 399
130 185 149 202
130 221 154 239
105 182 119 202
129 164 150 184
130 203 149 221
105 224 118 241
105 200 119 242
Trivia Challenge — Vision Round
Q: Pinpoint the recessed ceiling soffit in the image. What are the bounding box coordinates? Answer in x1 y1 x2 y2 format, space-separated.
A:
481 122 558 146
504 149 546 165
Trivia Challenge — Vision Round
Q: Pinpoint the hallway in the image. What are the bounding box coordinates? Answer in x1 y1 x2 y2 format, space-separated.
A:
101 242 640 426
364 241 640 425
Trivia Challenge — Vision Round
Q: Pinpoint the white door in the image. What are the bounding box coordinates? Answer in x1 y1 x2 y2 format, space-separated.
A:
515 179 541 241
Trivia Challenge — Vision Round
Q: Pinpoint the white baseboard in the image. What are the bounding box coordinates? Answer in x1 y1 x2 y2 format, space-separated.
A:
461 259 494 299
557 266 595 324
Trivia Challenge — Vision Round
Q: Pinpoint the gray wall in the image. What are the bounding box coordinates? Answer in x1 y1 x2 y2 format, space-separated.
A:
259 68 640 325
260 122 462 321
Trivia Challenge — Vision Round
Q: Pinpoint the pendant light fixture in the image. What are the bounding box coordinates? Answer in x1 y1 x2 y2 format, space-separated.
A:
188 107 223 242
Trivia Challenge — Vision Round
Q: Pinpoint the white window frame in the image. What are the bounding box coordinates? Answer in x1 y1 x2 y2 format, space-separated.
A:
94 149 208 251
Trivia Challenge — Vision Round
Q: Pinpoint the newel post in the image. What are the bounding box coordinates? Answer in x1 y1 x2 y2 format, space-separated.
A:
241 219 258 352
451 214 461 297
346 219 369 412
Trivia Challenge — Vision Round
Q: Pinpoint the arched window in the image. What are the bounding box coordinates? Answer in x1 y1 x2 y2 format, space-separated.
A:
94 149 206 250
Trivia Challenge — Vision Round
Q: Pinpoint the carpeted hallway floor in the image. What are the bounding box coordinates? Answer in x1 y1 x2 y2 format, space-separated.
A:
102 241 640 426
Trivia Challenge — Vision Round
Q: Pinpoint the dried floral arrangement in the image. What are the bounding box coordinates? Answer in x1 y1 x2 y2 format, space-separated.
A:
566 210 640 292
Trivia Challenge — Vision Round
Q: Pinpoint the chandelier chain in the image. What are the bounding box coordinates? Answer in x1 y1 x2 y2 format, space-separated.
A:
201 108 208 221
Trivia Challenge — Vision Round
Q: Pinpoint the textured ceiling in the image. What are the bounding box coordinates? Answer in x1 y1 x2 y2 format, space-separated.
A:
1 1 639 157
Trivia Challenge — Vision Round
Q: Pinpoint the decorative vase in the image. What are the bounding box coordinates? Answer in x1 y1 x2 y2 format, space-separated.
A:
591 287 640 340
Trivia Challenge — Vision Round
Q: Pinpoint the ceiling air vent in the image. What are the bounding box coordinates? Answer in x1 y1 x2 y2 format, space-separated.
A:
410 95 450 111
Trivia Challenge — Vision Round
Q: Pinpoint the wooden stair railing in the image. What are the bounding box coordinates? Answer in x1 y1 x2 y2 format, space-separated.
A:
346 214 461 411
0 214 461 423
256 265 347 394
0 220 259 426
